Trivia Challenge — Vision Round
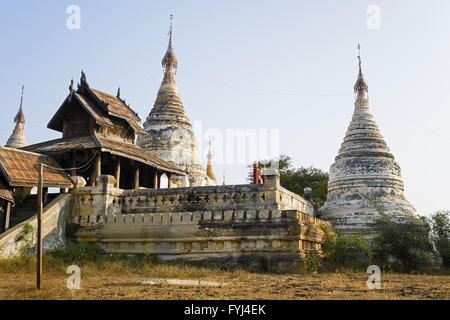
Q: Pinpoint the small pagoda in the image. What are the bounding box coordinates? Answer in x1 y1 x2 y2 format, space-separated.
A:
5 86 27 149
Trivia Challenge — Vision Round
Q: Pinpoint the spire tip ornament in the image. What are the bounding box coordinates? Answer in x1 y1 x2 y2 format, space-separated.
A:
354 44 368 94
162 14 178 73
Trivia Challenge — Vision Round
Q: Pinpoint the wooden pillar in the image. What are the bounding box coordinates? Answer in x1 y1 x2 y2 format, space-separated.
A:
90 151 101 186
59 188 66 194
4 202 11 230
153 169 158 189
134 163 140 190
167 173 172 188
157 172 161 189
36 163 43 289
71 151 76 177
115 158 121 188
43 188 48 206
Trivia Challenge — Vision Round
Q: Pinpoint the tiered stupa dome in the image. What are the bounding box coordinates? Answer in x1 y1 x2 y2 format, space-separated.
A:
137 16 215 187
319 47 416 234
6 86 28 148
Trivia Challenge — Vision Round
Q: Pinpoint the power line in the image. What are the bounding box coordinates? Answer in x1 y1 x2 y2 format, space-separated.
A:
372 98 450 142
182 69 353 97
40 151 99 172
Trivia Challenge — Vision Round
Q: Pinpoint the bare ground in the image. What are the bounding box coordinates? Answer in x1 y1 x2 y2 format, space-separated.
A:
0 259 448 300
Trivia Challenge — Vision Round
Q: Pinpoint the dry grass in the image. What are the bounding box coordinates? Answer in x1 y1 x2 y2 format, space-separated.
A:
0 257 448 300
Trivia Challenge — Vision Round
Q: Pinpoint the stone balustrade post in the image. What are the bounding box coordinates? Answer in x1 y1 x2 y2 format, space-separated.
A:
71 175 123 227
262 167 280 188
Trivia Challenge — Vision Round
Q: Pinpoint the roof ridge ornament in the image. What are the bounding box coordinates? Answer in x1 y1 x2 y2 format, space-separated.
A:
77 70 89 91
69 79 74 94
354 44 368 94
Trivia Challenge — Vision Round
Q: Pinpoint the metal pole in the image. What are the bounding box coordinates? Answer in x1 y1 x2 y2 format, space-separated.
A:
36 163 43 289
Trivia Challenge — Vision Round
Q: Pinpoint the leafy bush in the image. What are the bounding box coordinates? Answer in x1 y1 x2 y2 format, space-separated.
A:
430 211 450 267
319 224 372 271
49 240 105 264
371 213 434 272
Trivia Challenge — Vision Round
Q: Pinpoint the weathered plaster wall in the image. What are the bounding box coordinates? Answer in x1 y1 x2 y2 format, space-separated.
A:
72 172 327 266
0 193 73 258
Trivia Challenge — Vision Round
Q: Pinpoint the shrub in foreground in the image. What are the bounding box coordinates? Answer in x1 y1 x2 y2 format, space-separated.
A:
430 211 450 268
371 213 434 272
319 224 372 271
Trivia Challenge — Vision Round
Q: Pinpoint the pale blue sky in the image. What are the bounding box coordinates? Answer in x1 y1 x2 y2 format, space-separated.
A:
0 1 449 215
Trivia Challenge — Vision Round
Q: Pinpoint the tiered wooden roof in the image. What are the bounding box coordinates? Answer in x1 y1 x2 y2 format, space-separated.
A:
48 72 146 136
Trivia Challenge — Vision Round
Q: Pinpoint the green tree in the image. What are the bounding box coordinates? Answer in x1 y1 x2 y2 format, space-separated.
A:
247 155 328 209
372 213 434 272
430 210 450 267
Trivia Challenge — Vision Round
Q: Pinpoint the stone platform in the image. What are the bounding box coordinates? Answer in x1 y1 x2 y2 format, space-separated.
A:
72 171 328 267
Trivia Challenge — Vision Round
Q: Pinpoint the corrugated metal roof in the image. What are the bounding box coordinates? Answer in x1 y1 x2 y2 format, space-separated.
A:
0 147 73 188
23 135 185 175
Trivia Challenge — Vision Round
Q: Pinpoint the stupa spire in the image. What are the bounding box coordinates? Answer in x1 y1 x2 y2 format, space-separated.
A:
206 139 217 182
141 14 191 130
138 16 214 187
354 44 368 98
162 14 178 82
6 86 28 148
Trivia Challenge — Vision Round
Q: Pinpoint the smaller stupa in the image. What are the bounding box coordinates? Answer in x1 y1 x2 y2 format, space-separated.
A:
6 86 28 148
206 140 217 182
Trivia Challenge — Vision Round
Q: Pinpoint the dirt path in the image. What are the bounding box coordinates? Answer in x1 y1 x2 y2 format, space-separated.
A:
1 271 448 300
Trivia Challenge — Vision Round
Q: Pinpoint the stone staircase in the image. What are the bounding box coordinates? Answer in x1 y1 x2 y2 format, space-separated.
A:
8 194 59 230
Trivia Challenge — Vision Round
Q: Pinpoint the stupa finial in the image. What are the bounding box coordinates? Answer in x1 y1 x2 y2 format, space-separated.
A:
354 44 368 94
208 139 212 159
162 14 178 73
6 86 27 148
14 86 25 124
169 13 173 47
